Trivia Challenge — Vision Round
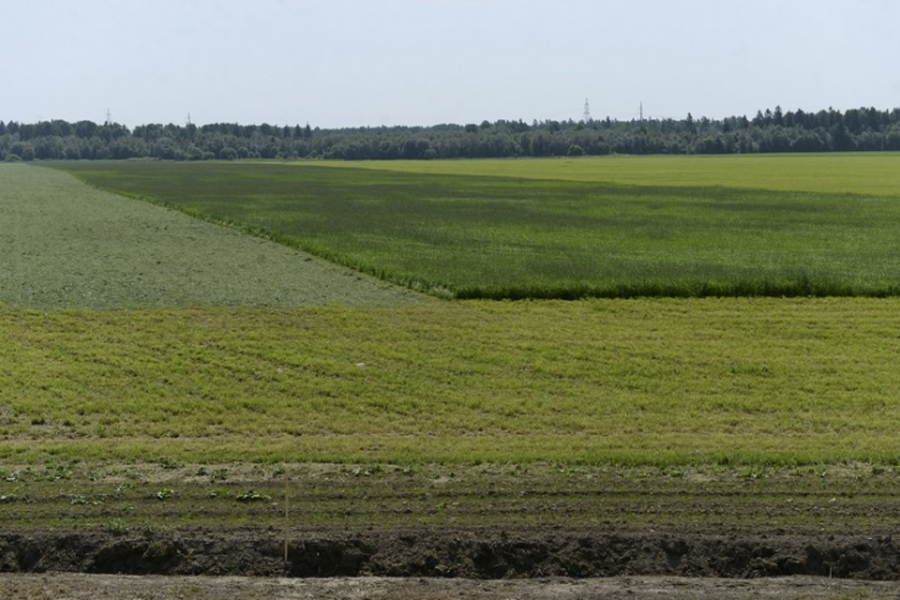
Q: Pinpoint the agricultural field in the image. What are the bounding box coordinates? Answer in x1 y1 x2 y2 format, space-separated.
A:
317 152 900 195
0 164 421 309
59 155 900 299
4 156 900 590
4 298 900 465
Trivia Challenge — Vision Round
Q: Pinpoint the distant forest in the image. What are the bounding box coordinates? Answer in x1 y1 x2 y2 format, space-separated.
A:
2 106 900 162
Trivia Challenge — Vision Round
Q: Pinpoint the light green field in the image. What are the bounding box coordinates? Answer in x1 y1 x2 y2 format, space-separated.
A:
315 153 900 196
0 164 421 308
4 157 900 468
3 298 900 465
5 156 900 548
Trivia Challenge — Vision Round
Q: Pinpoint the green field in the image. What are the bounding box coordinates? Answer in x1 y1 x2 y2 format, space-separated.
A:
3 298 900 465
59 156 900 299
0 164 421 308
3 157 899 466
317 153 900 196
4 156 900 565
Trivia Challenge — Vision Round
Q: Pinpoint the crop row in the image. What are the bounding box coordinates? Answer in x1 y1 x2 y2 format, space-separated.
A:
3 298 900 465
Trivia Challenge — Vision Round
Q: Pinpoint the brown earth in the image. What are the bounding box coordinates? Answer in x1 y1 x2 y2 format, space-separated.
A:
3 463 900 597
3 526 900 599
3 527 900 579
3 572 898 599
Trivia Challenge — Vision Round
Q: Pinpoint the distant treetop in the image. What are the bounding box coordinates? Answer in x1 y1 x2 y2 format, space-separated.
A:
2 106 900 162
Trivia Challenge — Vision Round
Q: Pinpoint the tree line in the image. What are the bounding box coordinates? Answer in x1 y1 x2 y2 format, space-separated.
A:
2 106 900 162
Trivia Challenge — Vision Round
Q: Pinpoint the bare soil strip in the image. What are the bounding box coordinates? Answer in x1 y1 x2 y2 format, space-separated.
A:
3 572 897 599
4 527 900 581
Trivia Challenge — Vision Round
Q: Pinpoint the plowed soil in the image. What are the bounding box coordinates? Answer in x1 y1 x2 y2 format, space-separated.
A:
3 527 900 580
4 528 900 598
3 463 900 597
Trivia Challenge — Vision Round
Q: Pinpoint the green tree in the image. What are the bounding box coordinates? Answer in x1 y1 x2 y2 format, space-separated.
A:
10 142 35 161
830 122 853 151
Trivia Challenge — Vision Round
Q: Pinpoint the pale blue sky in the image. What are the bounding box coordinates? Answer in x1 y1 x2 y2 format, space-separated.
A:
5 0 899 128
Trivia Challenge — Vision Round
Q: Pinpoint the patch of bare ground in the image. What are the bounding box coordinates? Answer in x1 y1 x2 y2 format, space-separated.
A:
2 573 897 599
3 527 900 580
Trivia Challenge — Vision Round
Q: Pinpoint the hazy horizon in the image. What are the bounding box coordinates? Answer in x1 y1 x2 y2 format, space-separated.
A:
5 0 899 129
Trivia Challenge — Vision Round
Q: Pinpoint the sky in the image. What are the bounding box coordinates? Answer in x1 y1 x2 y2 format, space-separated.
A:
5 0 900 129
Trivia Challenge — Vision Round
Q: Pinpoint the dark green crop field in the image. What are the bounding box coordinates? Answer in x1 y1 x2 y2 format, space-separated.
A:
59 158 900 299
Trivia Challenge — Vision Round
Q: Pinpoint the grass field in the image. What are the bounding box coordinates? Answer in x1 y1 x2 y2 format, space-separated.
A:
59 156 900 299
3 298 900 465
20 155 900 466
4 156 900 561
316 152 900 196
0 164 421 308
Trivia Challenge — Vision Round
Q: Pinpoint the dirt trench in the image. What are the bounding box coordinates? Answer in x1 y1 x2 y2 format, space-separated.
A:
3 527 900 581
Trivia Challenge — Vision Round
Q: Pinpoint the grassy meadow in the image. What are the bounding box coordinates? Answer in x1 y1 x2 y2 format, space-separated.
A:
0 155 898 469
60 156 900 299
317 152 900 196
3 298 900 465
0 164 421 308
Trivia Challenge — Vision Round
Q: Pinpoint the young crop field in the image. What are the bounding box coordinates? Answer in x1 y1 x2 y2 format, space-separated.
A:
5 156 900 585
58 156 900 299
5 296 900 581
316 152 900 196
0 164 421 309
3 298 900 466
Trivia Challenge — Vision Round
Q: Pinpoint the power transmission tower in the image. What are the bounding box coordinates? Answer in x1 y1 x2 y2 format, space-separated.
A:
640 102 643 122
105 109 112 126
583 98 592 122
